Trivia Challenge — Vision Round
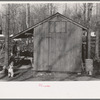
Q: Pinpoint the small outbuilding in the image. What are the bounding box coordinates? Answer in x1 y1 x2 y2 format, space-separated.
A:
12 12 88 73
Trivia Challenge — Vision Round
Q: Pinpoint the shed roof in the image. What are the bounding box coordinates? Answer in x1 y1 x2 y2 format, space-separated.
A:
12 12 88 39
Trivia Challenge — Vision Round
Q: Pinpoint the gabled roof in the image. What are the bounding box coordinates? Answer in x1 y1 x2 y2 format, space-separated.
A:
12 12 88 39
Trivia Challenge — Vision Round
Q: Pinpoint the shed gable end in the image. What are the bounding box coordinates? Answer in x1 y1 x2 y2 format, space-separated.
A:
49 14 82 28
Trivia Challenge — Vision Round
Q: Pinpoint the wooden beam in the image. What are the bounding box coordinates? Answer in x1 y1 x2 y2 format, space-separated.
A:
59 14 88 30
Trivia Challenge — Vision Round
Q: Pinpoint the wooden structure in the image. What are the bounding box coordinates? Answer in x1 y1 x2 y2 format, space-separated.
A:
12 12 88 73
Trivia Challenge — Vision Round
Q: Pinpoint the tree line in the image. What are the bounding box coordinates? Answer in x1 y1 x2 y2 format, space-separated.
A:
0 3 100 66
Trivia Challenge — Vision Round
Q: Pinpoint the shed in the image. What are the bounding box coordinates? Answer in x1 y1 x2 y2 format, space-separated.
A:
12 12 88 73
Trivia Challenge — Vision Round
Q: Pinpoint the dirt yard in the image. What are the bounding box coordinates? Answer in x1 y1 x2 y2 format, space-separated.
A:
0 67 100 81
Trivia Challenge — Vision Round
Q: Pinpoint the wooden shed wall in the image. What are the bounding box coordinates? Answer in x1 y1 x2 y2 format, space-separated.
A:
34 16 83 72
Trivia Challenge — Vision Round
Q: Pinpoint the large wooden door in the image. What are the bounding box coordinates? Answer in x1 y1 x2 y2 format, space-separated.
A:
48 33 67 72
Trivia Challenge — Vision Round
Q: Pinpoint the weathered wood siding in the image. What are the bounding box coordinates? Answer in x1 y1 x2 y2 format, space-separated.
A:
34 15 82 72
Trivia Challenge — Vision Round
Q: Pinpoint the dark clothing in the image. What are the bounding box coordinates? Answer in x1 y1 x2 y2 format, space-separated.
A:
82 44 86 63
9 55 15 66
13 44 17 56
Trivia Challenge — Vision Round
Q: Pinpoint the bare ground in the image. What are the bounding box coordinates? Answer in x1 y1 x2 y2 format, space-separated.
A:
0 67 100 81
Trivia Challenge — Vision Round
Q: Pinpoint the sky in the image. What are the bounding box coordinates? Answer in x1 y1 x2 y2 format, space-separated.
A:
0 3 76 14
0 3 98 16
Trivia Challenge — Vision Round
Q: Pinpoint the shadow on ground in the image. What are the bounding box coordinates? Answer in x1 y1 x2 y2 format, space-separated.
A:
0 68 100 81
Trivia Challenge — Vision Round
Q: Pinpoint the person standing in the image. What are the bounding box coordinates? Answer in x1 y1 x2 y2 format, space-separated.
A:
13 41 17 56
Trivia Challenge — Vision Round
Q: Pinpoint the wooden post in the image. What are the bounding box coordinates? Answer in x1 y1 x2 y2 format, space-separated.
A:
32 29 34 68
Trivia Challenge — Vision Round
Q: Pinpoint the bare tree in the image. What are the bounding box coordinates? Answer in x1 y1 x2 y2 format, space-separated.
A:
95 3 100 58
26 3 31 28
87 3 93 58
4 4 10 67
47 3 57 15
83 3 87 25
63 4 72 17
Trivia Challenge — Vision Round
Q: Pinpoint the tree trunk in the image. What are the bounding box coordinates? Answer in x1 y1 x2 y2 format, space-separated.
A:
26 3 30 28
26 4 31 46
95 4 100 58
83 3 86 25
95 30 99 57
87 3 93 58
65 4 67 16
4 4 10 67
